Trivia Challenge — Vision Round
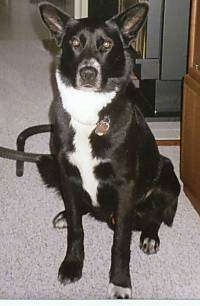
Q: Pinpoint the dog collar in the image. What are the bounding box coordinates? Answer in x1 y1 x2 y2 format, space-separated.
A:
95 116 110 136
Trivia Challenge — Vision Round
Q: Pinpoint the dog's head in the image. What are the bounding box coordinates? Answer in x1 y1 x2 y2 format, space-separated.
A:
39 2 148 93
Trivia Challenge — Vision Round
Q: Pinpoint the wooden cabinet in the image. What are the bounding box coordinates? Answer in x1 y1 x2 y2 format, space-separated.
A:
181 0 200 213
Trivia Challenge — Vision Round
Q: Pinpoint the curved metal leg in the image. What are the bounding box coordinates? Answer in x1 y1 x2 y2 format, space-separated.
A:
16 124 53 177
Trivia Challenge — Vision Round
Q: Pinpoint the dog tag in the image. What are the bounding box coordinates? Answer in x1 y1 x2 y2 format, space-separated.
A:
95 116 110 136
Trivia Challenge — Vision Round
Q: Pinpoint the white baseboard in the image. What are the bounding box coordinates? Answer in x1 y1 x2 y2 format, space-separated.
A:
148 121 180 140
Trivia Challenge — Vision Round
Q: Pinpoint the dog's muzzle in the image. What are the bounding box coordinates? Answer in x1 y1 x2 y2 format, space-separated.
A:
76 58 101 90
79 66 98 87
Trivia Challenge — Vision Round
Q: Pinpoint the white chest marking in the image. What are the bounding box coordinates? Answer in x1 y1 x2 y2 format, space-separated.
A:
68 119 99 206
56 70 116 125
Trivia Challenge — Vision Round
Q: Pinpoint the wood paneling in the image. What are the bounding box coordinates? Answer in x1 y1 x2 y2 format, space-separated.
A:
181 0 200 213
181 75 200 211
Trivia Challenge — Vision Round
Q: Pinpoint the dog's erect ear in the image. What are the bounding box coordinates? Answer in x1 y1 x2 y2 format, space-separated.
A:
39 2 75 46
109 2 149 45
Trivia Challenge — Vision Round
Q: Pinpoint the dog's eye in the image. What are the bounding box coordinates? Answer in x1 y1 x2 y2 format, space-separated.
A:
102 40 113 50
70 37 81 48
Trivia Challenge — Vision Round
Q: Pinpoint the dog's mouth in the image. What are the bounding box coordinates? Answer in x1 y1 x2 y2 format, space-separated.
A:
78 83 100 91
81 83 95 88
77 81 101 92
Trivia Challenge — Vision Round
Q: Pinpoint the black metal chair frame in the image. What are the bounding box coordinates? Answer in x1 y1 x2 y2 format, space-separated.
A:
0 124 53 177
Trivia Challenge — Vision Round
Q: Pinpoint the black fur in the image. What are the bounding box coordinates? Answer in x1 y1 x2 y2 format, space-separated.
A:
38 2 180 299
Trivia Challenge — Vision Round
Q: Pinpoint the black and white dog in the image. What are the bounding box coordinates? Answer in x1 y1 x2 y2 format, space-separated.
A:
38 2 180 299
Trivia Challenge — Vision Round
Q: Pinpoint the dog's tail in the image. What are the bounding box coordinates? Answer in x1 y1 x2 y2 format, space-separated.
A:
37 155 61 193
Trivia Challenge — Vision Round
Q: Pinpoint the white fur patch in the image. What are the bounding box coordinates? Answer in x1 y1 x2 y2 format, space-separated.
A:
56 70 116 125
68 118 100 206
108 283 132 299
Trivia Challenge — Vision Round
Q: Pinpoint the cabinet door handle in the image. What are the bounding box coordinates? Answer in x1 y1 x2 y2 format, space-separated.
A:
194 64 200 70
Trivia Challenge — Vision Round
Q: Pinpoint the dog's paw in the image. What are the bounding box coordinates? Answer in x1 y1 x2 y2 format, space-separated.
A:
53 211 67 229
58 259 82 285
108 283 132 299
140 236 160 255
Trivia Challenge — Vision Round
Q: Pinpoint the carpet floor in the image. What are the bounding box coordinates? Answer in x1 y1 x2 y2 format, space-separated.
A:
0 38 200 300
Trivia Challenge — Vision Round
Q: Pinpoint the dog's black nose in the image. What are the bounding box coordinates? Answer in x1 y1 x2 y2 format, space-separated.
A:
79 66 97 83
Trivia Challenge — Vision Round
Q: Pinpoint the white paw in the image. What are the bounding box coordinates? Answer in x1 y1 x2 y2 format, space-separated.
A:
108 283 132 299
140 237 160 255
53 211 67 229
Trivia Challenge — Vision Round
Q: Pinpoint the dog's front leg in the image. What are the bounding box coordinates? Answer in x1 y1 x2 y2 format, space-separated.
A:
57 162 84 285
108 203 133 299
